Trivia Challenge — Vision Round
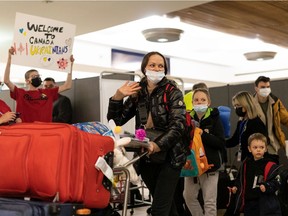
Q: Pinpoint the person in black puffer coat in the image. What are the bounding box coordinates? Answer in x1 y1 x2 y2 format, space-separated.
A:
107 51 187 216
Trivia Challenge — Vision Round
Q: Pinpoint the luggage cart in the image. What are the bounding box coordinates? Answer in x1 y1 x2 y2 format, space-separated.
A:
110 152 150 216
110 166 130 216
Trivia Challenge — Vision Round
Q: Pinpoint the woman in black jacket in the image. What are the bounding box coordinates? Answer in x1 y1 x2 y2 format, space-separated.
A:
226 91 268 161
107 51 187 216
184 88 225 216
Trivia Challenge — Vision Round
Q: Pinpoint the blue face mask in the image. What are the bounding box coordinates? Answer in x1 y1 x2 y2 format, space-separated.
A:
194 104 208 113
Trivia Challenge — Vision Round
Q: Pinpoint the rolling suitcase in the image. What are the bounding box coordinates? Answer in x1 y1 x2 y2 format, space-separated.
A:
0 198 85 216
0 122 114 208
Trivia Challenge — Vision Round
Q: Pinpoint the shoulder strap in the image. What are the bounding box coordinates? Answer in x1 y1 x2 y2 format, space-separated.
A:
163 83 175 111
264 161 275 181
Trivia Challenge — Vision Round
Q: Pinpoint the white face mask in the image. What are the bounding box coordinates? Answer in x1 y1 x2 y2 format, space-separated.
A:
193 104 208 113
258 88 271 97
145 70 165 84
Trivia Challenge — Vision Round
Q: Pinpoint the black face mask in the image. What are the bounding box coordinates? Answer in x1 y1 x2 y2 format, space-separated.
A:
31 77 42 88
235 107 246 117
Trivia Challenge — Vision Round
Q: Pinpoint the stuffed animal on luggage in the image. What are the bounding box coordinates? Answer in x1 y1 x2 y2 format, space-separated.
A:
108 120 140 185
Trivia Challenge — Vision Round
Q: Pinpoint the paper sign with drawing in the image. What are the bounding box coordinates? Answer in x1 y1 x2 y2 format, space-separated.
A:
12 12 76 72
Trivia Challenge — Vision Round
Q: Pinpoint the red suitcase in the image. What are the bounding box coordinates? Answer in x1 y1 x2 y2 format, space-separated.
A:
0 122 114 208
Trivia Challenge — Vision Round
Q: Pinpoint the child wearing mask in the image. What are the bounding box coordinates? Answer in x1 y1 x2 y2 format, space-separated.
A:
184 88 225 216
4 46 74 122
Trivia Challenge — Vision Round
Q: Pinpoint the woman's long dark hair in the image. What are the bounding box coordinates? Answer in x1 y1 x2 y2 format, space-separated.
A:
140 51 168 75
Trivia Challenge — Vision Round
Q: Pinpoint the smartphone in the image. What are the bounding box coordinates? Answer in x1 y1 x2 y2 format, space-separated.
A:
9 112 21 125
15 112 21 119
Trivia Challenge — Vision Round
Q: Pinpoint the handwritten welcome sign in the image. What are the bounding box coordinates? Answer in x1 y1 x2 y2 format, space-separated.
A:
12 12 76 72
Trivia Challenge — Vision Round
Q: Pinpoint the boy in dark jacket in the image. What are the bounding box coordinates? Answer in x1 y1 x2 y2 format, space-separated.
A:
230 133 282 216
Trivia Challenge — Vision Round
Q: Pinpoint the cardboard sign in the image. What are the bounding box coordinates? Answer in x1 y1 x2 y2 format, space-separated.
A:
12 12 76 72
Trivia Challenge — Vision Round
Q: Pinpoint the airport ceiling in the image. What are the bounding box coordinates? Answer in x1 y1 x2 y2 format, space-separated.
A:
168 1 288 49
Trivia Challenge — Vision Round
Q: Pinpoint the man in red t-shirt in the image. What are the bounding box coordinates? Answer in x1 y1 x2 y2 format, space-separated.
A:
4 47 75 123
0 99 21 125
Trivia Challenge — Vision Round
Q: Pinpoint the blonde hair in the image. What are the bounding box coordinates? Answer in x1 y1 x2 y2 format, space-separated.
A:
25 69 38 80
192 82 208 91
232 91 257 119
193 88 211 103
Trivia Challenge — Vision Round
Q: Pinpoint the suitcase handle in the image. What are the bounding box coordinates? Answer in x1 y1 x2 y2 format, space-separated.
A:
123 151 148 167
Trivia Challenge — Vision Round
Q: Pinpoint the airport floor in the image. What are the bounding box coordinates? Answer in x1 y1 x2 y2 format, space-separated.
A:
113 188 234 216
117 207 234 216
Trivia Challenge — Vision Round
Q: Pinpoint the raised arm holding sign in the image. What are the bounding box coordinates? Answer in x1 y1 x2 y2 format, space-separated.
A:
2 13 76 123
4 46 74 123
